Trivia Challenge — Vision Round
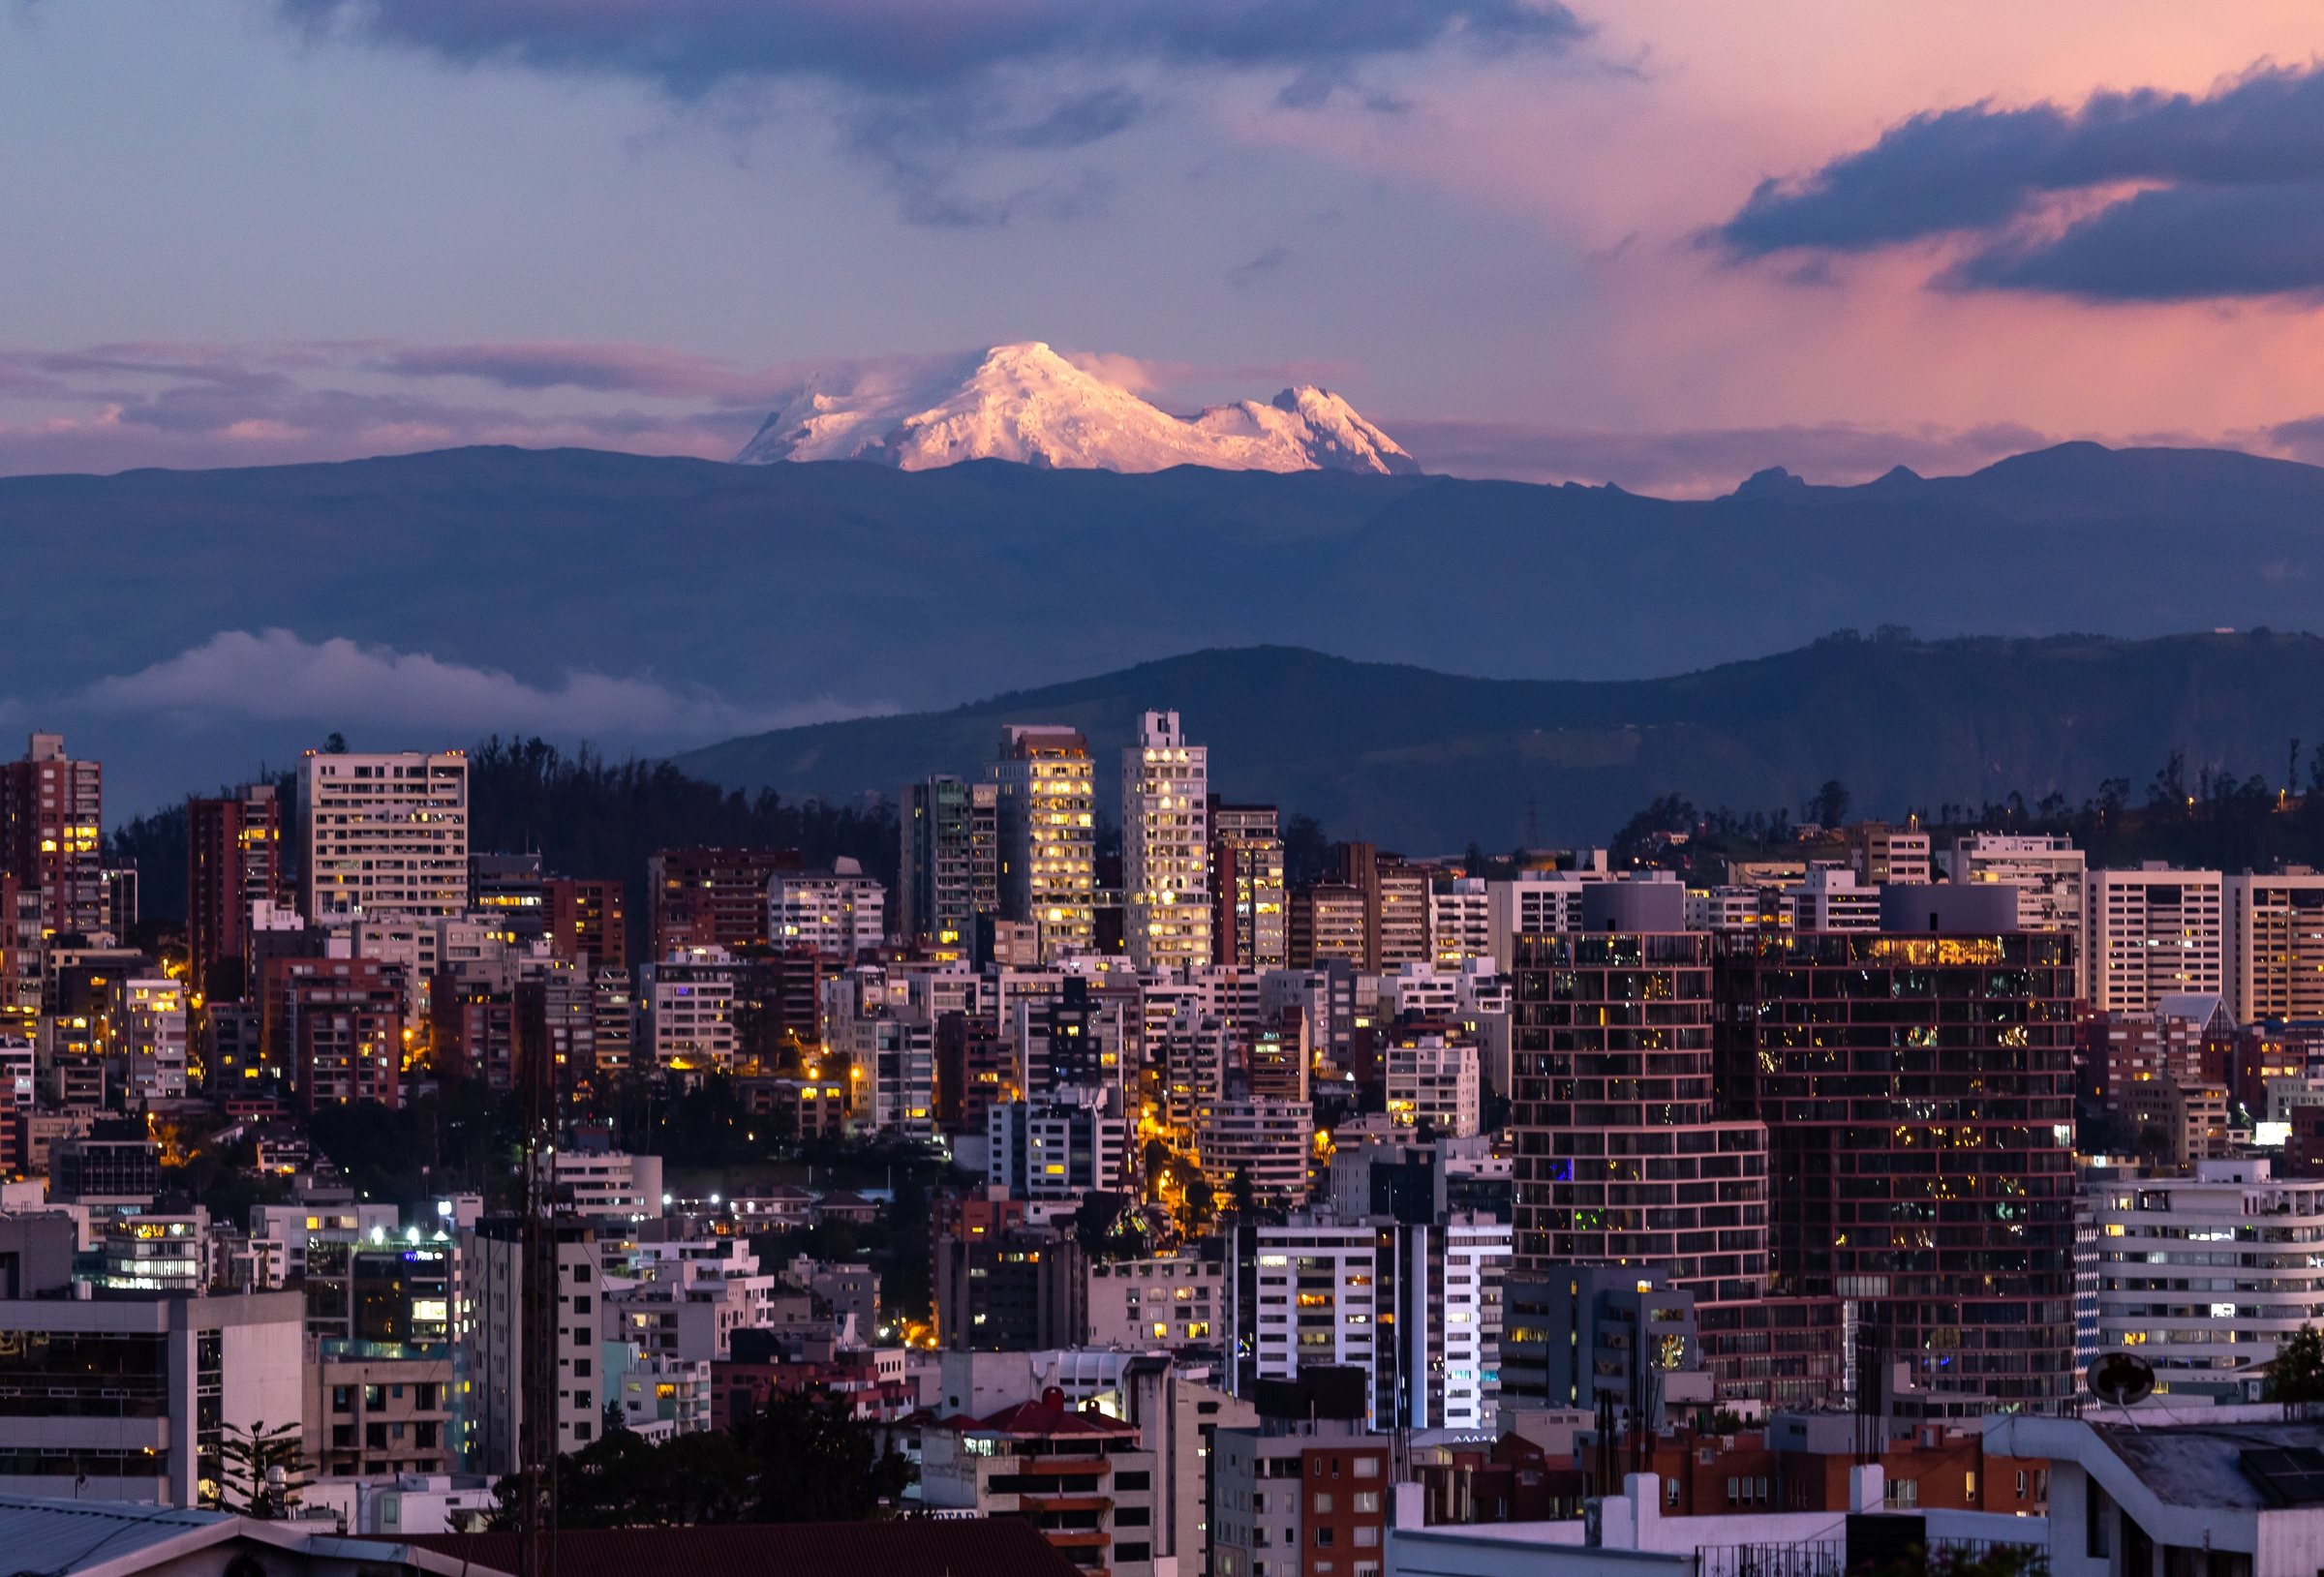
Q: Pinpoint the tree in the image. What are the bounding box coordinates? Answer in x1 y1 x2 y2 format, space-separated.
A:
216 1420 306 1518
1808 778 1850 829
1230 1167 1259 1219
740 1391 913 1522
2269 1323 2324 1405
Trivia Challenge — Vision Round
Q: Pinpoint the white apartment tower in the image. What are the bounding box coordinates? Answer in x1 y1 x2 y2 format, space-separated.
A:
299 751 470 920
1123 711 1210 971
2226 871 2324 1025
2087 865 2224 1013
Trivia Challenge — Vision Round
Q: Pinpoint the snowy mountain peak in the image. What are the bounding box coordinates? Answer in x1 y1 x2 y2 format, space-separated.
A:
734 342 1420 475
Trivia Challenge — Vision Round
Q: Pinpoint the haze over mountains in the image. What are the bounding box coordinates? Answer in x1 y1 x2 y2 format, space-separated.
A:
8 437 2324 817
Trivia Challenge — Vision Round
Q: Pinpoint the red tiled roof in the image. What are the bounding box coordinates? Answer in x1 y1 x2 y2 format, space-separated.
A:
405 1520 1081 1577
964 1400 1139 1437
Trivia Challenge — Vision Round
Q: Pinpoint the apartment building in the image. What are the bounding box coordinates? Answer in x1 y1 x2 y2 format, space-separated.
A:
2088 1157 2324 1403
187 781 284 996
1383 1033 1481 1138
1125 711 1212 971
1211 799 1288 971
1846 821 1932 885
1196 1099 1314 1207
1943 834 2088 994
771 859 887 958
299 751 468 921
2226 870 2324 1025
902 775 998 946
994 726 1097 959
1427 877 1491 967
2087 865 2224 1012
0 734 104 936
1211 1375 1391 1577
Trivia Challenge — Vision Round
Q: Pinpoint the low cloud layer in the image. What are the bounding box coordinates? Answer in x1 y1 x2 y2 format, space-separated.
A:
77 629 889 743
1719 62 2324 301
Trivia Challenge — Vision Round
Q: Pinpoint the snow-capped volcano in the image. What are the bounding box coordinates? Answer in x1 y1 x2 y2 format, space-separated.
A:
734 342 1420 475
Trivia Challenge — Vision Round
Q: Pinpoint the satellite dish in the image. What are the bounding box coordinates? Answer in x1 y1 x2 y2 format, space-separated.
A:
2090 1351 2156 1408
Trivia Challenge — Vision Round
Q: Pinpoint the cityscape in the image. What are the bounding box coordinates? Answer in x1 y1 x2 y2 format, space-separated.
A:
15 3 2324 1576
4 702 2322 1573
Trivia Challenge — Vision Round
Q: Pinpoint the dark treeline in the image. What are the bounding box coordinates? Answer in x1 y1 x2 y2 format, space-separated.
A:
464 736 900 953
1607 743 2324 881
101 741 901 950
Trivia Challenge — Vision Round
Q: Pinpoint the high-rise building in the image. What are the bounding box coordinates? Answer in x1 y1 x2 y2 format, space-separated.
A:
1508 897 1771 1306
1715 885 2078 1411
468 1218 603 1473
0 733 103 937
1846 821 1933 886
1195 1098 1312 1206
1288 883 1367 968
994 726 1096 960
1339 843 1429 971
1209 799 1286 970
1122 711 1210 970
2087 865 2224 1012
645 847 801 959
1430 875 1493 966
120 977 188 1104
186 782 283 998
2225 870 2324 1025
1942 834 2088 993
298 751 469 921
543 876 627 974
771 860 886 958
278 957 406 1108
470 852 547 941
2088 1157 2324 1404
902 776 998 947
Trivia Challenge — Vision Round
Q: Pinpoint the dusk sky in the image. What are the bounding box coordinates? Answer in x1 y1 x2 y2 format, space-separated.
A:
12 2 2324 497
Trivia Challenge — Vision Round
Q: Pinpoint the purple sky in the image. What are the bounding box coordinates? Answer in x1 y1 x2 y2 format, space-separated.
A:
9 3 2324 498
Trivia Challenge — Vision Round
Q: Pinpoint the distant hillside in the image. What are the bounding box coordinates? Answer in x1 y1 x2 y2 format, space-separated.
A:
18 437 2324 814
670 632 2324 853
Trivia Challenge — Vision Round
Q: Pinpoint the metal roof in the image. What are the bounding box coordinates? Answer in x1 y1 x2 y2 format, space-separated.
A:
0 1497 229 1577
408 1521 1083 1577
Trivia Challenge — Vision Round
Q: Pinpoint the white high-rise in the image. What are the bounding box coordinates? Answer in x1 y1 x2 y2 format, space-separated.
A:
2225 871 2324 1025
299 751 470 920
2087 865 2224 1013
1123 711 1210 971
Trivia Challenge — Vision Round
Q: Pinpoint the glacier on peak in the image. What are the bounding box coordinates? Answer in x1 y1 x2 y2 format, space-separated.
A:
732 341 1419 475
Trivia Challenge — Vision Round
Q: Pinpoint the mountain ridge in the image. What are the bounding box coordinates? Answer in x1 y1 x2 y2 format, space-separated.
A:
669 631 2324 855
2 437 2323 814
733 341 1419 474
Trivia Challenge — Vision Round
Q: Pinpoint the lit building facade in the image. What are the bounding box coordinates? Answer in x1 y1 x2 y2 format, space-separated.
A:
994 726 1096 960
1211 799 1288 971
2225 871 2324 1026
2087 866 2223 1013
298 751 469 921
1714 916 2078 1410
901 775 998 947
0 733 103 937
1124 711 1211 971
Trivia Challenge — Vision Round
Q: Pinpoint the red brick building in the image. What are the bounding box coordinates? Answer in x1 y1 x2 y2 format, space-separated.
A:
646 848 802 961
186 783 285 999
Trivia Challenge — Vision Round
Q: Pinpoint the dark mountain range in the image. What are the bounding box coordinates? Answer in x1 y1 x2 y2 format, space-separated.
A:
670 633 2324 855
9 437 2324 813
